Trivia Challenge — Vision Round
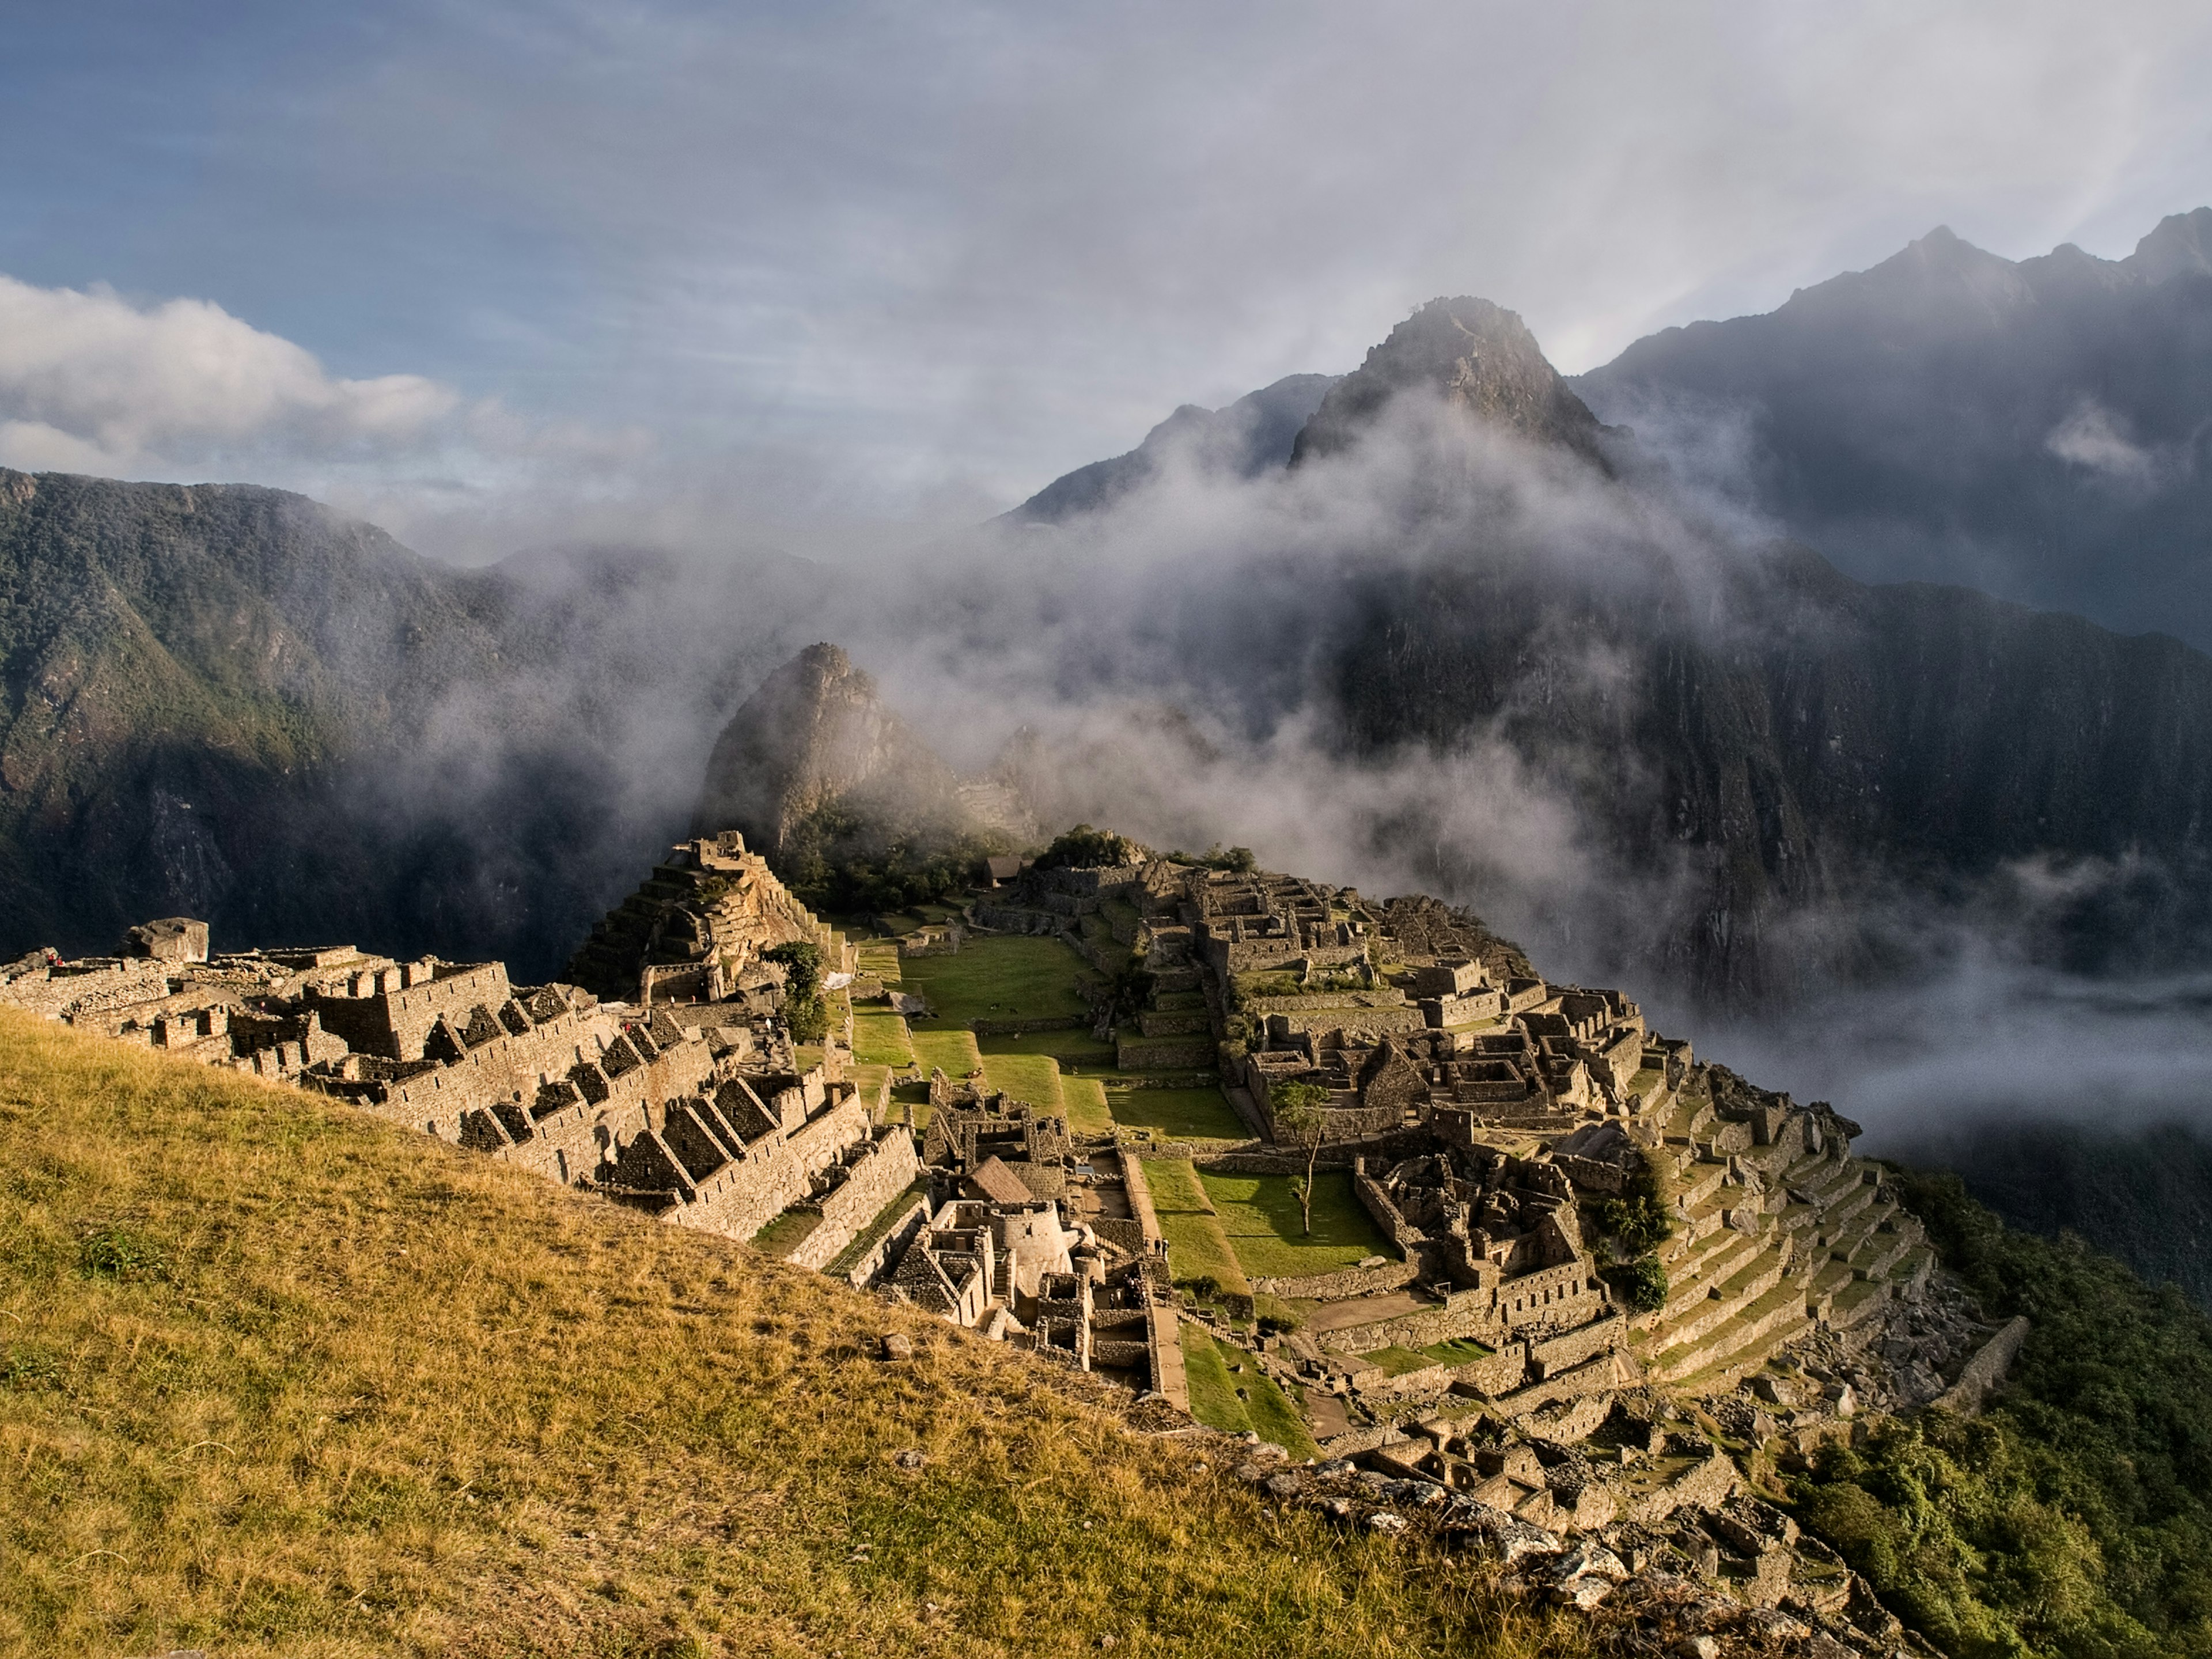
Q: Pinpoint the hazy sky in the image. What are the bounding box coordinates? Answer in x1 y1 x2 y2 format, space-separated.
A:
4 0 2210 561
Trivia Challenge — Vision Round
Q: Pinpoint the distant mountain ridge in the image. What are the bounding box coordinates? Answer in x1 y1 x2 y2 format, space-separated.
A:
1574 207 2212 650
1012 373 1336 521
0 468 810 976
964 290 2212 1003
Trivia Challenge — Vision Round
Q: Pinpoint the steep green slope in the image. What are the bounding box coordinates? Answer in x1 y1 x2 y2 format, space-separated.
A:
0 468 505 952
0 471 816 978
1786 1170 2212 1656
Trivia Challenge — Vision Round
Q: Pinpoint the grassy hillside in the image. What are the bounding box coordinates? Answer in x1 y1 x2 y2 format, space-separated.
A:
0 1012 1577 1659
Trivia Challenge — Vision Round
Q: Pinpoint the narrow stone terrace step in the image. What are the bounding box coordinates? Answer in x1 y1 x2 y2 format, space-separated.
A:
1652 1279 1812 1383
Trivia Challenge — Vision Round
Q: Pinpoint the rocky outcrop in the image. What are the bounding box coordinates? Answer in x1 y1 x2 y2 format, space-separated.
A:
691 643 969 863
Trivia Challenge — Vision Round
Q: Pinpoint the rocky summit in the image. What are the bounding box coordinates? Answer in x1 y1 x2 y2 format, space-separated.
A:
1291 296 1617 470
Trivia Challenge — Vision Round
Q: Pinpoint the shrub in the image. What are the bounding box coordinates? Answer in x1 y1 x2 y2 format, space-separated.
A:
1606 1253 1666 1312
763 941 830 1046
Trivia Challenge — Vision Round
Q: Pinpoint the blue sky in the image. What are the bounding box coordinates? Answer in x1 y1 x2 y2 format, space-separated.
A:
4 0 2211 561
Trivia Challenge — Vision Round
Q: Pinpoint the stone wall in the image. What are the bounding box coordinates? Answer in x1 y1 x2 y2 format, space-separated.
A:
788 1125 923 1270
839 1193 930 1289
1330 1290 1509 1356
309 961 512 1060
1353 1162 1427 1257
685 1090 872 1243
1454 1342 1531 1396
1529 1311 1627 1378
1116 1032 1215 1070
971 1015 1086 1037
1264 1007 1425 1041
1248 1257 1421 1301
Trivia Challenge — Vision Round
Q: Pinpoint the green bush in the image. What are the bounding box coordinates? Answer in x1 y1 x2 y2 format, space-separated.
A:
764 941 830 1046
1593 1169 1672 1257
1606 1253 1667 1312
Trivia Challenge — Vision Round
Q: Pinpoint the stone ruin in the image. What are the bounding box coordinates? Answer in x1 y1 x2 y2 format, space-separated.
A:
565 830 825 1005
0 834 917 1274
953 849 1993 1653
1 831 2026 1653
877 1075 1190 1408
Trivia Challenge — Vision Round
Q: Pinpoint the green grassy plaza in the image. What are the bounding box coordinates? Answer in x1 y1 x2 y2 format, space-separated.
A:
1145 1159 1252 1298
1197 1171 1393 1279
900 934 1094 1028
1103 1085 1247 1141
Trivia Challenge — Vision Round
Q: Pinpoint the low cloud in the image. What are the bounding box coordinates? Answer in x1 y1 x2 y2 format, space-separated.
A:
2045 396 2165 486
0 275 457 473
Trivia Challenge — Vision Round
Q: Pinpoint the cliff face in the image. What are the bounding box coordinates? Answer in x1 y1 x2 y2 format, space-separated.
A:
691 643 967 860
1325 540 2212 999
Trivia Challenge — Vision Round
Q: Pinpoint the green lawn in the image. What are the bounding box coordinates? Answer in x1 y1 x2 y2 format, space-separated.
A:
854 940 903 983
1182 1330 1319 1457
910 1028 983 1080
982 1028 1117 1067
851 1063 892 1112
752 1208 824 1258
1420 1336 1496 1367
1198 1171 1393 1279
1106 1085 1247 1142
901 934 1093 1029
851 1011 915 1067
1362 1346 1438 1377
1062 1076 1113 1135
1146 1159 1252 1296
978 1051 1064 1112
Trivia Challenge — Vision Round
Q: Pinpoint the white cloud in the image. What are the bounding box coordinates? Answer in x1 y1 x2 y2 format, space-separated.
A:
0 274 456 474
2046 396 2163 486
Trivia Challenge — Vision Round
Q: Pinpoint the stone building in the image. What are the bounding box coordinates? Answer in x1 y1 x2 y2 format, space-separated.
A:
0 896 913 1275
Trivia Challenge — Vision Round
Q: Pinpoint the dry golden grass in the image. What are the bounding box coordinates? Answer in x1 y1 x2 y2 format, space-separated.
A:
0 1011 1588 1659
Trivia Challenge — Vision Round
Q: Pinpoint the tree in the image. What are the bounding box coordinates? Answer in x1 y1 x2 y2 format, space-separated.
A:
1272 1081 1333 1237
763 941 829 1045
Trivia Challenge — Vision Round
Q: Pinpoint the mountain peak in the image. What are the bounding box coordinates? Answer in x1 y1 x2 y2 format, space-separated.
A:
2127 206 2212 285
1289 296 1609 469
692 643 963 861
